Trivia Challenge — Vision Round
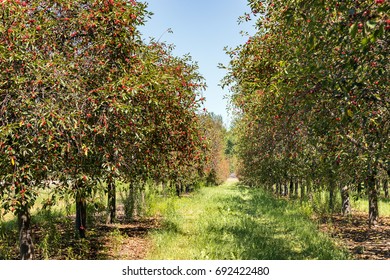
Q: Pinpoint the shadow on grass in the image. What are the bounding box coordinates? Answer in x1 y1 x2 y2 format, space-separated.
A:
0 209 156 260
0 209 105 260
203 185 349 260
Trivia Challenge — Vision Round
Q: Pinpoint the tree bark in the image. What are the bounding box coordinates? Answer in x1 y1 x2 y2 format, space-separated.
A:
294 180 299 197
18 206 34 260
140 189 145 216
306 180 312 196
383 179 389 199
366 169 379 227
127 182 136 220
289 179 294 197
300 181 305 200
76 192 87 238
106 178 116 224
329 180 336 212
341 185 351 216
276 183 281 196
176 182 181 197
376 180 381 197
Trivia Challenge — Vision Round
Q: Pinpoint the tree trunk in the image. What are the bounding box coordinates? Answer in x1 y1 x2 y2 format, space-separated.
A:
341 185 351 216
283 182 288 196
294 180 299 197
383 179 389 199
106 178 116 224
276 183 281 196
129 183 137 220
289 179 294 197
376 180 381 197
76 192 87 238
140 189 145 216
176 182 181 197
306 180 312 196
300 181 305 200
329 180 336 212
18 206 34 260
366 170 378 227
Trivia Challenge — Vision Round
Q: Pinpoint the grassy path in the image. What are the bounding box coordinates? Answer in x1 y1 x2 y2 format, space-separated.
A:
147 182 349 260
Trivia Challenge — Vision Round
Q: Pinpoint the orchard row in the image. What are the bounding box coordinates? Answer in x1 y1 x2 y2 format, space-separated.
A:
224 0 389 224
0 0 229 259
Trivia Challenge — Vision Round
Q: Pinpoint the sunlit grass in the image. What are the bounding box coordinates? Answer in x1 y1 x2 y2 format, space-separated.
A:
352 197 390 216
299 189 390 218
0 186 108 259
147 183 349 260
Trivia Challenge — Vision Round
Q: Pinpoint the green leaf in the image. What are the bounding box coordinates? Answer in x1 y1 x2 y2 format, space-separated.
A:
366 20 376 29
308 35 316 50
374 24 384 39
349 23 358 38
378 6 388 13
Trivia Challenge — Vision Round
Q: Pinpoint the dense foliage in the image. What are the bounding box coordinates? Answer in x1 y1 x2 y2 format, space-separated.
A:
200 112 230 185
224 0 389 224
0 0 215 259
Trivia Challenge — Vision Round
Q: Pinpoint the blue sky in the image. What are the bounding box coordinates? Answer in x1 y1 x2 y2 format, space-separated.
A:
139 0 255 127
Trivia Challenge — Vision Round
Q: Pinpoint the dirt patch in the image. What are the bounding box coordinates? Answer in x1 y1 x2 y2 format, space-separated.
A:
319 212 390 259
96 218 160 260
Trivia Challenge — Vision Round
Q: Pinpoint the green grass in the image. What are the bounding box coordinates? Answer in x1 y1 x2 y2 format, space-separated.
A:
0 206 110 260
352 197 390 216
296 188 390 218
0 193 109 260
147 182 349 260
